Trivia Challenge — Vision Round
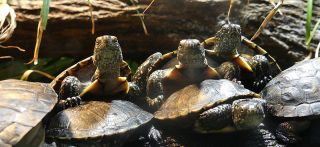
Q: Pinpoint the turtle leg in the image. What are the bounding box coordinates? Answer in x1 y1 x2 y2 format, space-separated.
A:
232 98 266 130
201 36 219 49
126 82 142 100
244 123 284 147
146 70 167 112
250 55 274 91
58 76 82 99
217 61 242 86
132 52 162 95
195 104 234 133
55 76 84 112
241 36 282 73
147 125 164 145
196 98 265 133
275 120 310 145
56 96 82 110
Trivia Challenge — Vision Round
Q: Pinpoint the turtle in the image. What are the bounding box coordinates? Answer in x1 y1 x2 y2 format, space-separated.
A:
0 79 58 147
131 26 258 98
46 35 154 146
151 79 265 139
50 35 140 109
50 36 132 97
46 100 153 146
202 23 282 91
144 39 228 111
154 79 265 132
260 57 320 145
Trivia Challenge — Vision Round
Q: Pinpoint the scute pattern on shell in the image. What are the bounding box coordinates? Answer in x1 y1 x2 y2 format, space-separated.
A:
46 100 153 140
261 58 320 118
155 79 255 120
0 79 58 146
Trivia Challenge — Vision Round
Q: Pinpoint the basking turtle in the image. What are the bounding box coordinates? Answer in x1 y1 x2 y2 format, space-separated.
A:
46 100 153 146
202 23 282 90
50 36 131 96
131 29 255 97
0 79 58 147
145 39 232 111
46 35 153 146
148 79 265 145
51 35 140 108
260 57 320 145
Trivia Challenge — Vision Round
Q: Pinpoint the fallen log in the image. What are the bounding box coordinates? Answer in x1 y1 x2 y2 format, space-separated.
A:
1 0 318 69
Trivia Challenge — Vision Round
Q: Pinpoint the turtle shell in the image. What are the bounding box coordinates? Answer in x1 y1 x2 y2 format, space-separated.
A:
46 100 153 145
261 58 320 118
50 56 131 92
154 79 256 120
0 79 58 146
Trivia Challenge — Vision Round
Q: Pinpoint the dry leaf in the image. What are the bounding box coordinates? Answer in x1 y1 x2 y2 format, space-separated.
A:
250 0 283 41
21 69 55 81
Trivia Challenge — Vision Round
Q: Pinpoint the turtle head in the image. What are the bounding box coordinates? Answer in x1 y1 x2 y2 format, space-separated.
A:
177 39 207 68
232 98 266 130
93 35 123 81
213 23 241 59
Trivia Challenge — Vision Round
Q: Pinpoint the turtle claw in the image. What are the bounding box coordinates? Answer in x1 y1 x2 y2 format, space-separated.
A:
275 129 300 144
253 75 273 91
148 126 164 145
59 96 82 110
232 78 244 87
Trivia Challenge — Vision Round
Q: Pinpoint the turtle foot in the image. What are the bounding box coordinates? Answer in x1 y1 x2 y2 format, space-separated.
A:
253 75 273 90
245 124 284 147
58 96 82 110
275 129 301 145
232 78 244 87
251 55 273 91
148 126 164 145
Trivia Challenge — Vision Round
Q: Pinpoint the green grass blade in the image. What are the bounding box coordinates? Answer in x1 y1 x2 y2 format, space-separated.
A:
306 17 320 45
130 0 149 35
27 0 50 65
306 0 313 47
40 0 50 30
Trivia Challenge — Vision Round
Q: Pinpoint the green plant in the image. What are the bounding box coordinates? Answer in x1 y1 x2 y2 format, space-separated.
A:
130 0 149 35
87 0 95 34
305 0 320 58
28 0 50 65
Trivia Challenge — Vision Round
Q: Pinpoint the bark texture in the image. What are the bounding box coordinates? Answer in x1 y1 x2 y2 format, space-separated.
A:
239 0 320 68
2 0 318 68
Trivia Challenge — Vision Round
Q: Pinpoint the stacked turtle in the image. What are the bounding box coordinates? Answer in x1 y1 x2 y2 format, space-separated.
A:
128 24 284 146
4 23 318 147
130 38 272 146
202 23 282 91
131 24 281 112
132 23 282 105
45 35 153 146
